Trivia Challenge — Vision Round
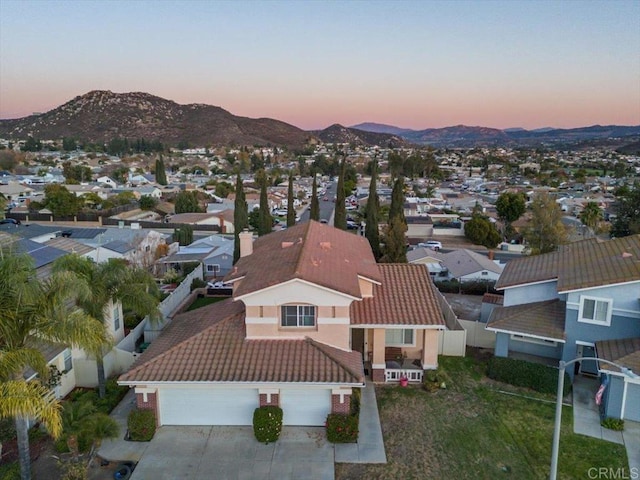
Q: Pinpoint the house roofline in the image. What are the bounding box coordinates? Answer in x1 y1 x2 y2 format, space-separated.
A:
234 277 361 302
350 324 446 330
484 326 565 344
496 277 558 291
559 279 640 294
117 380 366 388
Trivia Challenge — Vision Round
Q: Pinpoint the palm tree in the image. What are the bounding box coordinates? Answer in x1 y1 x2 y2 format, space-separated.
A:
579 201 603 234
0 251 108 480
52 255 160 398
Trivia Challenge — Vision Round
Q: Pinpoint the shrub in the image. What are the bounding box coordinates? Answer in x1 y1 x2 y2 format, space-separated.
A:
127 409 156 441
95 379 129 414
190 278 207 292
253 406 283 443
326 413 358 443
350 388 361 417
487 357 571 396
0 462 20 480
601 417 624 431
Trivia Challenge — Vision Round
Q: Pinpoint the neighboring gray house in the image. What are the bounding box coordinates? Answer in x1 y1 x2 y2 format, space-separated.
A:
486 235 640 422
159 234 234 280
408 247 503 283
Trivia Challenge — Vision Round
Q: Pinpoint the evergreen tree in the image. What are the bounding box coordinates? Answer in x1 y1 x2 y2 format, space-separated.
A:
381 176 407 262
464 205 501 248
365 159 381 260
257 170 273 236
173 225 194 245
155 156 167 185
233 174 249 263
611 183 640 237
309 176 320 221
333 157 347 230
286 172 296 227
496 191 526 239
174 191 201 213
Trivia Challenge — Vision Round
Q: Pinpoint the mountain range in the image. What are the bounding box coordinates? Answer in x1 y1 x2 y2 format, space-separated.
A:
0 90 638 149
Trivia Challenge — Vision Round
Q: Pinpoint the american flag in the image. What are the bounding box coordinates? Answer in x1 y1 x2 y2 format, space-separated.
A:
595 383 606 406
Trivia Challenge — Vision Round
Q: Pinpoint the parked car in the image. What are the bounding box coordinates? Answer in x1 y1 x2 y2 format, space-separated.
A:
0 218 20 225
346 220 359 230
418 240 442 251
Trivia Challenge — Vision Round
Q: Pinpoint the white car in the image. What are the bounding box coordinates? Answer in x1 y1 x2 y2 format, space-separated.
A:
419 240 442 251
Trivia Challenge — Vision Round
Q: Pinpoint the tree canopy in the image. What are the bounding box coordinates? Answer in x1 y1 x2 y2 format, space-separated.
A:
610 183 640 238
333 158 347 230
309 176 320 221
233 174 249 263
364 159 381 260
174 191 202 214
525 192 567 255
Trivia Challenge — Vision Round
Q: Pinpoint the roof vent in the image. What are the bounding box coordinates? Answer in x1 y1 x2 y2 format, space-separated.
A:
282 241 294 249
622 252 633 258
320 241 331 250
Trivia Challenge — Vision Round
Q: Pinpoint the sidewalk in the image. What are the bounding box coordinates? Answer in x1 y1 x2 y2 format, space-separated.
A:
97 390 149 462
573 376 640 473
335 382 386 464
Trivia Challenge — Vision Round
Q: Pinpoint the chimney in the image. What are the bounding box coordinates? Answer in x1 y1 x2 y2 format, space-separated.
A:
239 229 253 257
488 250 494 260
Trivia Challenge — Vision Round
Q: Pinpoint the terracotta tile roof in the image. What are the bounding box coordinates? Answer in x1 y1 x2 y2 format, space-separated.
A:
496 235 640 292
482 293 504 305
350 264 445 327
596 337 640 375
486 299 566 342
226 221 381 299
45 237 94 256
118 298 364 385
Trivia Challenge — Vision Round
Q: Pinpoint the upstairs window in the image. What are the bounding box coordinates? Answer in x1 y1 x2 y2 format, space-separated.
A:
281 305 316 327
579 296 612 326
113 306 121 331
385 329 415 347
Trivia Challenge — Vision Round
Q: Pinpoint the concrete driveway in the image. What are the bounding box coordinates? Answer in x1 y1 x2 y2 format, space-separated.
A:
129 426 334 480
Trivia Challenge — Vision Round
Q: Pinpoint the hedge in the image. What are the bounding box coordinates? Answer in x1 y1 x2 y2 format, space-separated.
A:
487 357 571 396
127 409 156 441
326 413 358 443
253 406 283 443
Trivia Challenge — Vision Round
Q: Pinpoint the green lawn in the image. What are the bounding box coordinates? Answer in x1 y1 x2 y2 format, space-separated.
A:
185 295 228 311
336 356 627 480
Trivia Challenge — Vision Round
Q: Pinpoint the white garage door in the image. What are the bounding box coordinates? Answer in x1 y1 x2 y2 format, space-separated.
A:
159 388 258 426
280 389 332 426
624 383 640 422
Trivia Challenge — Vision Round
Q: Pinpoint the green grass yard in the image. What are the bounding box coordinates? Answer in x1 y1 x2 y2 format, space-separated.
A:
336 356 627 480
185 295 228 311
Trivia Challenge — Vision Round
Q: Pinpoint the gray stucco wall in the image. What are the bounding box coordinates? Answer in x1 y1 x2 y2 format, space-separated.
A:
508 337 563 359
502 281 559 307
495 332 509 357
603 375 625 420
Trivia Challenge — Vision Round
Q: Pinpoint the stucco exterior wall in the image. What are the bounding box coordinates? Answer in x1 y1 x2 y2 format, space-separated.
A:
502 281 559 307
422 330 439 367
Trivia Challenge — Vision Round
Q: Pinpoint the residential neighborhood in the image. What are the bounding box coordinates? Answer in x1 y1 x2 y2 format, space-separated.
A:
0 135 639 480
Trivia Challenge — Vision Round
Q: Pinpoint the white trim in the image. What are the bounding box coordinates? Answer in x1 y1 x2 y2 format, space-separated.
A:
485 326 565 344
578 295 612 326
567 302 640 319
575 340 596 347
371 363 386 369
357 274 382 286
497 278 557 291
621 380 628 420
318 317 350 325
559 279 640 294
235 278 361 302
245 317 277 324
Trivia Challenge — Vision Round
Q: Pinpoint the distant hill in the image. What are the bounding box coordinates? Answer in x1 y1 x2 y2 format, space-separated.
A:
312 124 409 148
350 122 415 136
0 90 312 147
353 122 640 148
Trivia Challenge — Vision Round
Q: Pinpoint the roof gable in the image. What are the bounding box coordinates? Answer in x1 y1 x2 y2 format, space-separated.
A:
226 221 381 299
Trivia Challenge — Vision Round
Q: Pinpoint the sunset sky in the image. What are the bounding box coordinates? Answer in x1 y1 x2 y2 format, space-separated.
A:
1 0 639 131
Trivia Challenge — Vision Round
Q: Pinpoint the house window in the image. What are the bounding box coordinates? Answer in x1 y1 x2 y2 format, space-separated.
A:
385 329 415 347
113 306 120 330
481 271 488 276
63 349 73 372
579 296 612 326
281 305 316 327
206 264 220 273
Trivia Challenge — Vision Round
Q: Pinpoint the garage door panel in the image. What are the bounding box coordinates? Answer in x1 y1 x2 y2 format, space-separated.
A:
159 388 257 426
280 389 331 426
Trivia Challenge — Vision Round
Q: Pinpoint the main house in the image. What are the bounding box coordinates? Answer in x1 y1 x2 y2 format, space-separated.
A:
119 220 455 426
486 235 640 422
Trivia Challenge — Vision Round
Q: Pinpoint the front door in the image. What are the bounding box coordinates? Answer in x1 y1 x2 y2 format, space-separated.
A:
577 344 599 376
351 328 365 359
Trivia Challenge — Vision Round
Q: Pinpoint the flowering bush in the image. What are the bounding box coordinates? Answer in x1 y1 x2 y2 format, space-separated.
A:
253 406 283 443
326 413 358 443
